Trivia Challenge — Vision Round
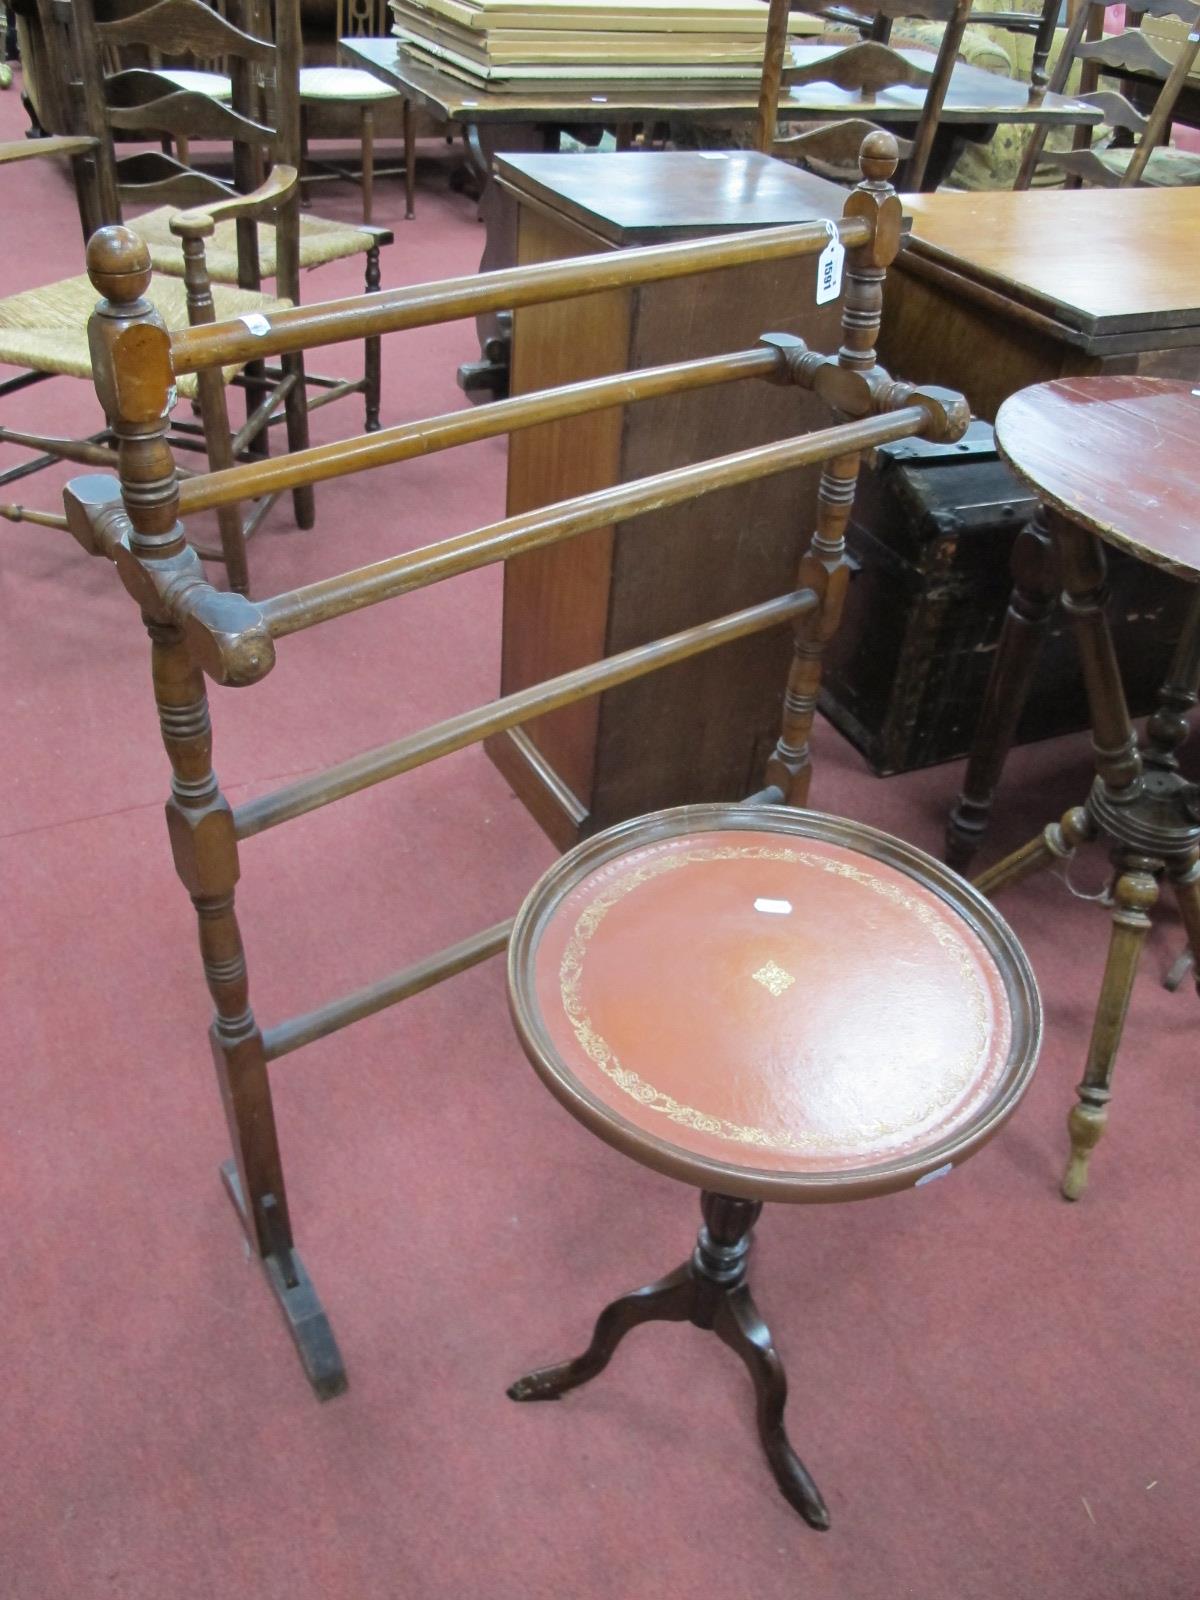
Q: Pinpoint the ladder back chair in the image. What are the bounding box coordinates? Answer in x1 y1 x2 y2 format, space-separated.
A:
96 0 242 152
1015 0 1200 188
0 0 311 593
73 0 394 432
65 134 1041 1520
756 0 973 190
299 0 415 223
818 0 1059 94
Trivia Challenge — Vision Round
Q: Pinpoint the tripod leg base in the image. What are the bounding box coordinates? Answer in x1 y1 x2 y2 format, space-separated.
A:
509 1195 830 1528
221 1160 347 1401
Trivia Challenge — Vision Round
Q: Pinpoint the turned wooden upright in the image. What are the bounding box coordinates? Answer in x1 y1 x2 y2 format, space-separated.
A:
83 227 333 1385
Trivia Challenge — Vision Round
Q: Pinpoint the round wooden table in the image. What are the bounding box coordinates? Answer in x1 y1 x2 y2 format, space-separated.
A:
951 376 1200 1200
506 803 1041 1526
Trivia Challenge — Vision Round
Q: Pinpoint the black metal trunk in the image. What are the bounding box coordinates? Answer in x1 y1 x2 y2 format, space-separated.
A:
820 421 1192 775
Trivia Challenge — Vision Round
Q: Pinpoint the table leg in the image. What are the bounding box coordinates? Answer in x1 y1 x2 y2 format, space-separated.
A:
1062 860 1159 1200
973 803 1094 899
402 97 416 221
908 122 969 191
1030 0 1060 97
456 121 557 402
711 1284 829 1526
507 1263 694 1399
1167 853 1200 998
1056 515 1143 799
947 506 1059 873
1145 586 1200 987
1145 582 1200 770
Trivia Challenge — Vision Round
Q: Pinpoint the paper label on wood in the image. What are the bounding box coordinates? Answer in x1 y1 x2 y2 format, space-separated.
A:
816 226 844 306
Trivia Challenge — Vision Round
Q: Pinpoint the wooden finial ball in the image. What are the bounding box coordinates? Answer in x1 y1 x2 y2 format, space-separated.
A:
86 226 153 303
859 129 900 182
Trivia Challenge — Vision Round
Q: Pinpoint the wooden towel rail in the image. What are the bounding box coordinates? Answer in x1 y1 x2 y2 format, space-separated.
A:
64 132 968 1399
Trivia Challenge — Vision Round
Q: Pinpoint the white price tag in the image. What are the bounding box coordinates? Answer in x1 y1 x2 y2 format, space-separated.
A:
915 1162 953 1188
815 221 844 306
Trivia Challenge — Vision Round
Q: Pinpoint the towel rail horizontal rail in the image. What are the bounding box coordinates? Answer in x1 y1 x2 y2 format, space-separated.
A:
262 919 516 1061
168 215 873 375
254 406 931 650
176 345 782 517
234 588 818 840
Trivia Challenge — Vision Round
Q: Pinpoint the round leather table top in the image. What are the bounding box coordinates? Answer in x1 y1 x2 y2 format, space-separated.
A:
508 806 1042 1203
996 376 1200 581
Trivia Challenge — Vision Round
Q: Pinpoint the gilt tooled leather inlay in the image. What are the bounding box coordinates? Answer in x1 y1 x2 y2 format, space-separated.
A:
752 960 796 997
531 830 1014 1174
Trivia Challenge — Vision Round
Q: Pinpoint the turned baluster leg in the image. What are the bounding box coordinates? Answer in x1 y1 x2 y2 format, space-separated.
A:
178 231 250 595
1016 0 1092 188
1062 860 1159 1201
1146 588 1200 989
1029 0 1059 99
764 136 901 805
363 245 382 434
1056 516 1143 800
974 519 1141 900
765 453 857 807
150 627 316 1301
1145 584 1200 770
946 507 1058 872
1166 852 1200 999
402 97 416 220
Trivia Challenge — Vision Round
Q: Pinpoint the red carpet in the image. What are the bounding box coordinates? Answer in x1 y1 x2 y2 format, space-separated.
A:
2 76 1197 1600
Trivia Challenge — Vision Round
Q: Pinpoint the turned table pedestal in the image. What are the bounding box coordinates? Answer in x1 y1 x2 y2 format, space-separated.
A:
947 377 1200 1199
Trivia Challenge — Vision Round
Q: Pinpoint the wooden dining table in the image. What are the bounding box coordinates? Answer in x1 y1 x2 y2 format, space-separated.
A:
345 34 1099 392
878 186 1200 423
346 35 1099 189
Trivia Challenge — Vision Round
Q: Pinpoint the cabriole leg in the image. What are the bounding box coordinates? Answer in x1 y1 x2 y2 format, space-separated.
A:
712 1286 829 1529
506 1265 694 1401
